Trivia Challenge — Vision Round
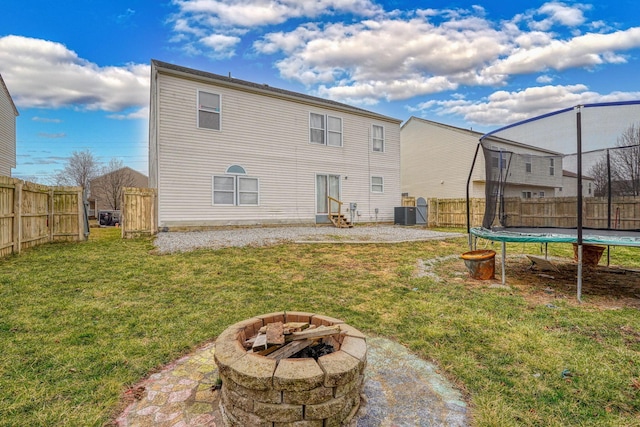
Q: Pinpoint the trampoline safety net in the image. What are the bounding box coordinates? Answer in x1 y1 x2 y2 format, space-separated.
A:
478 101 640 233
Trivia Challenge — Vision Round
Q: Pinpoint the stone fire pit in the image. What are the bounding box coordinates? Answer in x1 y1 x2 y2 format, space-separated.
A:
214 311 367 426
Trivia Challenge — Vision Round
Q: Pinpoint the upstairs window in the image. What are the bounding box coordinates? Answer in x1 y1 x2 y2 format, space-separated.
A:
372 125 385 152
327 116 342 147
490 146 506 169
549 158 555 175
310 113 342 147
525 155 532 173
198 91 221 130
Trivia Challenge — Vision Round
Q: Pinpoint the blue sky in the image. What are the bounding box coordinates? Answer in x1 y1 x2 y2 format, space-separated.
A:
2 0 640 182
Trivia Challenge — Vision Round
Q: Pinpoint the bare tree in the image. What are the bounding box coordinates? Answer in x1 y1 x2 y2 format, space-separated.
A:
610 124 640 196
53 150 99 194
91 159 138 210
587 124 640 197
588 155 610 197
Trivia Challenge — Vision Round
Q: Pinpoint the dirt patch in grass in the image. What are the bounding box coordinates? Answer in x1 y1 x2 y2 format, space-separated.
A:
510 258 640 309
438 255 640 310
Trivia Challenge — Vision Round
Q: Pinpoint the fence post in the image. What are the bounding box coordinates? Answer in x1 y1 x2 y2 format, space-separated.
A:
121 188 126 239
48 189 54 241
13 180 22 254
77 188 84 241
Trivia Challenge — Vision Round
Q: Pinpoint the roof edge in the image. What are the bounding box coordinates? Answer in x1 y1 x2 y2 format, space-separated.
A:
0 74 19 116
151 59 401 124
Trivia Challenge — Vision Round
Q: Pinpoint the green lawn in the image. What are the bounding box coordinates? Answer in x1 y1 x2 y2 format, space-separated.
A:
1 227 639 426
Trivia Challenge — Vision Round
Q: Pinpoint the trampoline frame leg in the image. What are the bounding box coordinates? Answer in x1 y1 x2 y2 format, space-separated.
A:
501 241 506 286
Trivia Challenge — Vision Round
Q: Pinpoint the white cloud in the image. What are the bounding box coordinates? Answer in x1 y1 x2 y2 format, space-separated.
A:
200 33 242 58
246 3 640 109
484 27 640 76
411 85 640 127
173 0 383 27
164 1 640 113
107 107 149 120
536 74 554 83
257 16 509 96
32 117 62 123
0 35 149 114
537 2 589 28
169 0 384 56
38 132 67 139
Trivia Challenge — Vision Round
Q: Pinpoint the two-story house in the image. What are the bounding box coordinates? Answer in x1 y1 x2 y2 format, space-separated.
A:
0 74 18 177
148 60 402 229
401 117 564 201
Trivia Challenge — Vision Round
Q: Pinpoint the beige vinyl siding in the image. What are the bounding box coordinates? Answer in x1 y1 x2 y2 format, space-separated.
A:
401 118 484 200
154 71 400 227
401 117 564 201
0 79 17 177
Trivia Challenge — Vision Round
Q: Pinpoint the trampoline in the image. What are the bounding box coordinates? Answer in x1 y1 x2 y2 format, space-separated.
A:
466 101 640 301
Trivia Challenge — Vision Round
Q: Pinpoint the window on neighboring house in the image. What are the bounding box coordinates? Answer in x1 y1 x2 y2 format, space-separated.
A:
213 165 259 206
539 191 545 198
490 146 506 169
525 155 532 173
588 183 592 195
522 191 532 199
198 91 221 130
310 113 342 146
372 125 384 152
371 176 384 193
549 158 555 175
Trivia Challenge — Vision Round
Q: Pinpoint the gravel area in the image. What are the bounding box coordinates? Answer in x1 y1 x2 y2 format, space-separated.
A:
153 225 465 254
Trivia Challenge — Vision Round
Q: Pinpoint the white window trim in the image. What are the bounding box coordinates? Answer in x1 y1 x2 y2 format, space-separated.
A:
309 113 343 147
212 175 235 206
524 155 532 173
372 124 385 153
238 176 260 206
197 90 221 131
327 115 343 147
212 175 259 206
371 175 384 193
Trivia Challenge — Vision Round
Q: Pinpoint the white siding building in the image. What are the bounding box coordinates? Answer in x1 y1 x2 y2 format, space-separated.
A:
149 60 402 229
400 117 563 200
560 170 595 198
0 74 18 177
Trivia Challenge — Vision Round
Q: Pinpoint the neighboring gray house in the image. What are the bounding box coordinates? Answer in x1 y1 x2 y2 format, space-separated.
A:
0 74 18 176
149 60 402 229
400 117 564 200
88 167 149 216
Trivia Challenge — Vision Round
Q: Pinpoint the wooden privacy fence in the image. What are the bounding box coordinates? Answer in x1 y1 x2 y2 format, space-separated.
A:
428 196 640 229
121 187 157 239
0 176 87 257
428 198 485 228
